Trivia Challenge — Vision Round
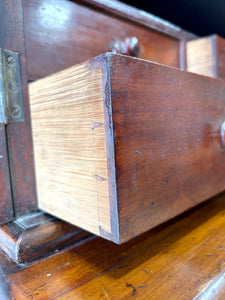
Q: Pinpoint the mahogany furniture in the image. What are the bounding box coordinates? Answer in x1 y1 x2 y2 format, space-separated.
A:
1 0 225 298
30 53 225 243
0 0 197 262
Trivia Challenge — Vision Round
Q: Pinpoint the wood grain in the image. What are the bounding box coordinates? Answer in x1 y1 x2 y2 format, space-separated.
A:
0 0 37 216
187 35 217 77
1 192 225 299
187 35 225 79
109 54 225 242
30 53 225 243
0 211 90 264
81 0 196 40
29 57 118 241
23 0 180 80
0 125 13 224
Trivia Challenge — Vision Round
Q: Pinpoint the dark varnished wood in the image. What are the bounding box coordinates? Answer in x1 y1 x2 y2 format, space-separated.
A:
108 54 225 241
216 35 225 79
0 0 37 216
0 211 91 264
80 0 196 41
23 0 180 80
1 192 225 299
0 125 13 224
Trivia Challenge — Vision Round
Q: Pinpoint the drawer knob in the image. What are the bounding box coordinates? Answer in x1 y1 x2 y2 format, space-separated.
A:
112 37 140 57
221 121 225 149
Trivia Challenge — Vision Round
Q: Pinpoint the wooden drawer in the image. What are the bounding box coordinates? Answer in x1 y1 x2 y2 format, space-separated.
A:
187 35 225 79
23 0 180 80
29 53 225 243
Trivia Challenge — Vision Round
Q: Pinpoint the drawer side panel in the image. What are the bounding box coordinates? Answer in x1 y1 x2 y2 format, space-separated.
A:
29 57 114 238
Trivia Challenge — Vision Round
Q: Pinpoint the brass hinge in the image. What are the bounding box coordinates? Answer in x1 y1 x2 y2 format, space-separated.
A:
0 48 24 124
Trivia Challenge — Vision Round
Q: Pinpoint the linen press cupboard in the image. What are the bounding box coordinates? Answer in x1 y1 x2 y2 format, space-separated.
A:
1 0 225 298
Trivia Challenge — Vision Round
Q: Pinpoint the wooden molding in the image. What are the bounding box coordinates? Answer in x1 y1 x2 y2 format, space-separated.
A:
0 211 91 264
80 0 196 40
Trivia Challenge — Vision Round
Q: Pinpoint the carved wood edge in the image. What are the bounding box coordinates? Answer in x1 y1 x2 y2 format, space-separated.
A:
0 211 91 264
79 0 197 40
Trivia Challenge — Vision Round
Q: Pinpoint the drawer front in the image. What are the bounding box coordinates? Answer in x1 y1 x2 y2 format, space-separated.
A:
29 53 225 243
110 55 225 241
23 0 180 80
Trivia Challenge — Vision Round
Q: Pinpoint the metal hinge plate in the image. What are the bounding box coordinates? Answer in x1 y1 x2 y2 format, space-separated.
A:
0 48 24 124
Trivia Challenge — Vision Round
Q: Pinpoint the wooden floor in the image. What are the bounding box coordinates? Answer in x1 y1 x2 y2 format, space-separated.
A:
2 192 225 299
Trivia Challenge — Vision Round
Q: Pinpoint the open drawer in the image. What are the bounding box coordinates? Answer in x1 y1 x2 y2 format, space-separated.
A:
29 53 225 243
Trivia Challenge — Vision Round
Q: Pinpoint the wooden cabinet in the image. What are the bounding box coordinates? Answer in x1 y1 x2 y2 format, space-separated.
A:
2 0 225 299
0 0 194 230
0 0 225 259
0 0 196 264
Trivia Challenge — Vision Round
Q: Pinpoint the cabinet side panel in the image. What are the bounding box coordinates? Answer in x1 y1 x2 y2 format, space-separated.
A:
0 0 37 216
29 59 111 236
0 125 13 223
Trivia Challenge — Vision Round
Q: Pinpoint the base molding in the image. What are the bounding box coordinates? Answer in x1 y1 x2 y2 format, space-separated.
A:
0 211 91 264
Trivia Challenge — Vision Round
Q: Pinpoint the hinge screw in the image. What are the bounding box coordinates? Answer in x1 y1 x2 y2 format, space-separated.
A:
6 55 16 65
8 81 18 92
11 106 21 118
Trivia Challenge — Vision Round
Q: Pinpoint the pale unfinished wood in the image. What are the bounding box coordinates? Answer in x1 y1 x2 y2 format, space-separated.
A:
187 35 216 77
187 35 225 79
29 56 118 242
